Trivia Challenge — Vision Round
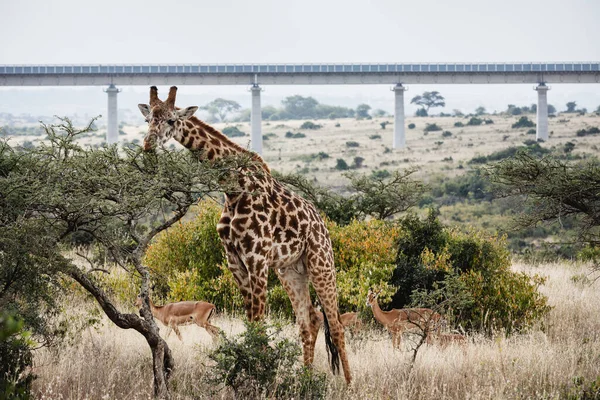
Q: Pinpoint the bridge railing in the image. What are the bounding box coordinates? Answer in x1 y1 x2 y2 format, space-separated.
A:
1 62 599 75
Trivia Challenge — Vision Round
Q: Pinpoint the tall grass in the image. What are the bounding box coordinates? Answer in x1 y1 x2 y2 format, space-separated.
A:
33 262 600 399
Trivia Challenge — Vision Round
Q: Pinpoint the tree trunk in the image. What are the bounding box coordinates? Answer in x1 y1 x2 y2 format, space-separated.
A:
66 265 174 399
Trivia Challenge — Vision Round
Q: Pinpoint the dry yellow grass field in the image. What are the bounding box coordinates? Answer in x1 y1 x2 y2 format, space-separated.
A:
32 262 600 399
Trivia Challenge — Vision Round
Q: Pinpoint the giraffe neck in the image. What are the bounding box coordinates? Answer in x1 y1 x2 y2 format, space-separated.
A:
174 116 270 172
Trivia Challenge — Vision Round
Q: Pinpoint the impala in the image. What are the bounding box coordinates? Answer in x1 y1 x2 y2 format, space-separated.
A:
315 310 363 333
366 288 441 349
135 295 220 342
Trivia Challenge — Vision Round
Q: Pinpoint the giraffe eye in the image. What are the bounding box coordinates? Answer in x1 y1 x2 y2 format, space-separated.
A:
167 119 175 126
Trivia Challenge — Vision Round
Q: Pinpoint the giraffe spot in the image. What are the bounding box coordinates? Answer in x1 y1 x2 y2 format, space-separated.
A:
232 217 249 232
210 137 221 147
293 197 302 208
285 202 296 213
289 215 299 232
279 213 287 227
197 129 207 138
207 149 215 159
241 233 255 253
185 136 195 148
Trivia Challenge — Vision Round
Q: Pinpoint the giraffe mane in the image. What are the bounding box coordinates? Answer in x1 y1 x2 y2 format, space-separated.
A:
187 115 271 173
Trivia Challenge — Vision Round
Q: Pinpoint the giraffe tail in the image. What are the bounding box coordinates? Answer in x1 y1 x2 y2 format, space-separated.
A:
320 306 340 375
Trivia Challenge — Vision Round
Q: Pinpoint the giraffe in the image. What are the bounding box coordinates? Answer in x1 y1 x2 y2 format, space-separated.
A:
138 86 352 384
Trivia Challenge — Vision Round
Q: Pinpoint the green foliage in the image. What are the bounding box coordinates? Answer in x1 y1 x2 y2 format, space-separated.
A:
380 121 390 129
222 126 245 137
442 130 452 137
0 312 34 399
356 104 372 119
352 156 365 168
484 118 494 124
526 129 536 135
454 121 465 127
205 321 328 399
369 134 382 139
408 123 416 129
285 131 306 139
566 101 577 113
391 210 550 334
468 142 550 165
424 123 442 132
562 376 600 400
576 127 600 137
300 121 322 130
415 108 428 117
467 117 483 126
335 159 349 170
345 141 360 148
328 219 400 312
512 116 536 129
411 91 446 112
201 98 242 122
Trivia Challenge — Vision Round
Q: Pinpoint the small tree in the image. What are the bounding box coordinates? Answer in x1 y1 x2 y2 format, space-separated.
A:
566 101 577 113
475 106 486 116
201 98 242 122
411 91 446 114
356 104 372 119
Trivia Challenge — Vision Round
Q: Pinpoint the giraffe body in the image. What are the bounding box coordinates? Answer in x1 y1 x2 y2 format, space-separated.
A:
138 86 351 384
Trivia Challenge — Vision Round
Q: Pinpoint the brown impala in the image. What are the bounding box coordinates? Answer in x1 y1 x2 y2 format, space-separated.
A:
315 310 363 333
366 288 441 349
135 295 220 342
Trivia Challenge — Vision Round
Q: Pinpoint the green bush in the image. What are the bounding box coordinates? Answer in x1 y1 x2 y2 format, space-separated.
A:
222 126 245 137
454 121 465 127
391 210 550 334
369 134 382 140
466 117 483 126
144 201 226 297
328 219 400 313
442 131 452 137
285 131 306 139
424 123 442 132
300 121 322 130
408 123 416 129
0 313 35 399
345 141 360 148
576 127 600 137
205 321 328 399
335 159 349 170
512 116 536 129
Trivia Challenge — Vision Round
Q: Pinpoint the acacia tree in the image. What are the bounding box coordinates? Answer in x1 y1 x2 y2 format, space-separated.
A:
201 98 242 122
1 118 246 398
487 152 600 255
410 91 446 116
566 101 577 113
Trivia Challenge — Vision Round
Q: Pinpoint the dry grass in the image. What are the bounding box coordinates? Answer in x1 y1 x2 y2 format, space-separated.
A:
32 262 600 399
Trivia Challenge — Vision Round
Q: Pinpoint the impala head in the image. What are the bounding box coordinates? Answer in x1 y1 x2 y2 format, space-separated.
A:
366 288 381 307
134 294 143 308
138 86 199 151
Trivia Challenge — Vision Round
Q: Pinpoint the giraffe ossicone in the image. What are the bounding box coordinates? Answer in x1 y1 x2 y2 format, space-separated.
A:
138 86 352 384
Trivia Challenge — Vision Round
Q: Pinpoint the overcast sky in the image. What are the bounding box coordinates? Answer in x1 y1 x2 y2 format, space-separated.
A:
1 0 599 116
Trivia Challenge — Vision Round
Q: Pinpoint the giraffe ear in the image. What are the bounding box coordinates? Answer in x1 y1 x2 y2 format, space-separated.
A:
138 104 151 118
176 106 198 120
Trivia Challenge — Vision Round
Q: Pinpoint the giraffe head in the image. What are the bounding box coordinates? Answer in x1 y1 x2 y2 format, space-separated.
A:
138 86 198 151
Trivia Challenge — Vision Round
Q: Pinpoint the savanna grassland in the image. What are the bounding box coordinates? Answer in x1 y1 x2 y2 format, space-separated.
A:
5 111 600 399
31 261 600 399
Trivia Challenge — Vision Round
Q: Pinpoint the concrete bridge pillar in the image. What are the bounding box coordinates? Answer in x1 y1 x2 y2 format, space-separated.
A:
104 84 121 144
392 84 407 149
535 83 550 141
250 84 263 154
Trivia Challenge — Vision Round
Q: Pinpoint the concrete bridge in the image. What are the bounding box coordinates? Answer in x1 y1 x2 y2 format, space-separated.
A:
2 62 599 152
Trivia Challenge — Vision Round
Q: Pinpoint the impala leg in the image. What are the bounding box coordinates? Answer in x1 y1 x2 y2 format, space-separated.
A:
173 325 183 341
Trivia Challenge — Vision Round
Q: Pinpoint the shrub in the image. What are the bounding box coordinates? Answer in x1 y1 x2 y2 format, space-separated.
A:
222 126 245 137
466 117 483 126
576 127 600 137
416 108 428 117
369 134 382 140
454 121 465 127
335 159 349 170
391 210 550 334
424 123 442 132
328 219 400 312
408 123 416 129
205 321 328 399
484 118 494 124
144 201 226 298
512 116 536 129
345 141 360 148
0 313 35 398
352 156 365 168
380 121 390 129
300 121 322 130
527 128 536 135
285 131 306 139
442 131 452 137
